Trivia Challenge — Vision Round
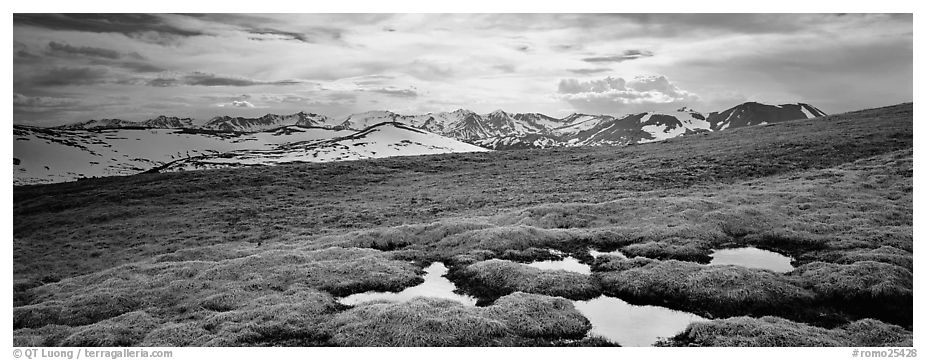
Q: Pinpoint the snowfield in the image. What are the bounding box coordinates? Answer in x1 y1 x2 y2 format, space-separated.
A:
13 124 485 185
161 123 489 172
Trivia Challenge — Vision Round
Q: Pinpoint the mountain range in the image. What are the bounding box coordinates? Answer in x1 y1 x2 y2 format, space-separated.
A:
14 101 825 185
53 102 825 150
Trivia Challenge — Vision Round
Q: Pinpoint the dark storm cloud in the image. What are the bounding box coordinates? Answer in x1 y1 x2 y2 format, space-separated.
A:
147 72 302 87
31 67 110 86
113 62 166 73
367 88 419 98
47 41 122 59
15 49 39 60
246 27 344 44
247 28 311 43
188 13 345 44
568 68 611 75
14 13 204 37
583 50 654 63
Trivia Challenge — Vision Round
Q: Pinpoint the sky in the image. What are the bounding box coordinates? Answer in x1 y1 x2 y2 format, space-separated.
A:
12 13 913 126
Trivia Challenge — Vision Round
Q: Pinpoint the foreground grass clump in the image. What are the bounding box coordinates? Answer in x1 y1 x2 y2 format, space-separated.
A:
195 287 342 346
619 239 712 263
195 247 423 297
15 246 419 334
595 259 814 319
803 246 913 271
660 316 912 347
448 259 601 300
330 298 508 346
484 292 591 339
139 323 211 347
434 225 584 256
329 292 592 346
14 291 141 328
319 220 495 252
60 311 158 347
793 261 912 326
13 325 74 347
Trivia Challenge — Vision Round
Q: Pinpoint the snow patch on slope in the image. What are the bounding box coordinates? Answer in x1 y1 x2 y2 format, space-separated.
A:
161 123 489 172
13 126 353 185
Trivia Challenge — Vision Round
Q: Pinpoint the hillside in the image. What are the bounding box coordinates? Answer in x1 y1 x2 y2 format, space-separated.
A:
159 123 489 172
12 103 912 347
13 124 484 185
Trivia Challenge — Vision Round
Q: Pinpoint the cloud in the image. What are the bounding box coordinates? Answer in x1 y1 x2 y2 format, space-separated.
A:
557 75 698 115
367 88 418 98
47 41 122 59
14 93 80 112
493 64 517 73
215 100 256 108
568 68 611 75
14 13 203 38
147 72 301 87
43 41 166 74
582 50 654 63
405 60 455 81
184 72 275 86
247 28 310 43
113 61 166 73
31 67 110 86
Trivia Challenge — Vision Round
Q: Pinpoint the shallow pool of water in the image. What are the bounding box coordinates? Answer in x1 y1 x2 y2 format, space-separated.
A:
339 262 478 306
524 256 591 275
709 247 794 272
573 296 705 346
589 248 627 259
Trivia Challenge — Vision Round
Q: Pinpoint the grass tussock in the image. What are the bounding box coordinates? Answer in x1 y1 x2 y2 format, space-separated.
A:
435 225 581 256
449 259 600 300
329 292 591 346
591 256 656 272
198 287 341 346
139 323 210 347
14 291 141 329
660 316 912 347
484 292 591 339
794 261 912 326
60 311 158 347
321 221 494 251
595 259 814 319
13 325 74 347
619 239 712 263
196 247 423 296
15 246 418 341
331 298 509 346
806 246 912 271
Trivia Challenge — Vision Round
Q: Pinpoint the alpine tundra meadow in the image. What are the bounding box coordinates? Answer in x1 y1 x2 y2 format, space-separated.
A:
11 12 914 350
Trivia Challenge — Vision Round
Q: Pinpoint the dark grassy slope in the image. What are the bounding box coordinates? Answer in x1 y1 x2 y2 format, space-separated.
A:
13 103 912 284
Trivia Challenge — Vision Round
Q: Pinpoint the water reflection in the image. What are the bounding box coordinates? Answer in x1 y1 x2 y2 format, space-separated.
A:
339 262 478 306
709 247 794 272
573 296 705 346
589 248 627 259
525 256 591 275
